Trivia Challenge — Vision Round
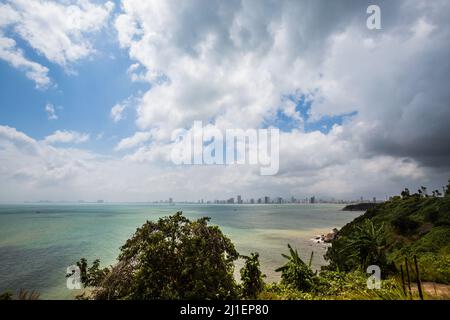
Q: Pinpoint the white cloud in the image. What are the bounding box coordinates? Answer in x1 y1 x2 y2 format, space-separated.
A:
110 103 126 123
3 0 114 66
114 0 366 135
44 130 89 144
45 103 58 120
115 131 153 151
0 125 36 145
0 0 114 86
115 0 450 166
0 34 51 88
0 125 447 202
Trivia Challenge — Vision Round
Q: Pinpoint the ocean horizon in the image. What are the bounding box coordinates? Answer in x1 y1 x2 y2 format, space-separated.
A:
0 203 361 299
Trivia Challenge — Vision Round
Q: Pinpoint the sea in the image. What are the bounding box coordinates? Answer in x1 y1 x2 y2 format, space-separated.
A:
0 203 361 299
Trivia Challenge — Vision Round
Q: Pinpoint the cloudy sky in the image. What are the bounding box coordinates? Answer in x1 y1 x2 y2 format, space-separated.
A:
0 0 449 202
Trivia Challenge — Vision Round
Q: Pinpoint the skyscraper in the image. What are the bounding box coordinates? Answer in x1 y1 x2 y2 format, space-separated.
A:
237 195 242 204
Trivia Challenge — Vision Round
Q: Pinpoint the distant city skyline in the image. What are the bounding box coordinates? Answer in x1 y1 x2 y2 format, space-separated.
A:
21 193 388 205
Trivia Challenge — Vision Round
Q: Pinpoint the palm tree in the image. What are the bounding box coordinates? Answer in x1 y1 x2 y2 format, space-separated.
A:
341 219 387 270
275 244 315 291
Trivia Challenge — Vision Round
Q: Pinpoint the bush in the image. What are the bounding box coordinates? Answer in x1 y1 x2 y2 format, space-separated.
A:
416 253 450 284
81 212 240 299
392 215 420 235
258 283 316 300
240 252 265 299
275 244 316 292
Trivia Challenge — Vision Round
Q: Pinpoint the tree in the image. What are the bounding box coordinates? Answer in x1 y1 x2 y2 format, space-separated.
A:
341 219 387 270
275 244 315 292
401 188 410 198
85 212 239 299
446 179 450 197
68 258 109 288
240 252 265 299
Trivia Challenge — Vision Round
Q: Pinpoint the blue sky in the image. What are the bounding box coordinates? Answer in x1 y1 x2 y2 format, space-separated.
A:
265 94 358 134
0 21 150 153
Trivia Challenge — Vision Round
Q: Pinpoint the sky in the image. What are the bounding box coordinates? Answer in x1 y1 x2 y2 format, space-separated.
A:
0 0 449 202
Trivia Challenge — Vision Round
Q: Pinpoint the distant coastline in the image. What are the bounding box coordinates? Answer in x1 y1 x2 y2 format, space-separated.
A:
342 203 378 211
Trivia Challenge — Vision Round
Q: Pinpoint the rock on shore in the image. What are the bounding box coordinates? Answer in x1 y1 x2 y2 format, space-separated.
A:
312 228 339 244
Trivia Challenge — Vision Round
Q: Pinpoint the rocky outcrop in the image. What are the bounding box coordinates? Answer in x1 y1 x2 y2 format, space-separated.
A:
313 228 339 244
324 228 339 243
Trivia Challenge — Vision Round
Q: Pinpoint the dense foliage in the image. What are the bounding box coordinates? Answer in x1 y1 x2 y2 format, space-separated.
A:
239 252 265 299
325 181 450 283
275 244 316 291
77 212 240 299
259 270 409 300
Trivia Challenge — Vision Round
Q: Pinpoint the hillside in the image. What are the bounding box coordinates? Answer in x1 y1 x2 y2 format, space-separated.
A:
325 188 450 284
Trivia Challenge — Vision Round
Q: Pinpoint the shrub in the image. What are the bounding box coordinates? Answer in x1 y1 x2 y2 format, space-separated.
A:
79 212 240 299
240 252 265 299
392 216 420 235
275 244 316 292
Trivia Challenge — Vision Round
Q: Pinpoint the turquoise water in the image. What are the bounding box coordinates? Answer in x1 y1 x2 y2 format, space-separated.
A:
0 203 361 299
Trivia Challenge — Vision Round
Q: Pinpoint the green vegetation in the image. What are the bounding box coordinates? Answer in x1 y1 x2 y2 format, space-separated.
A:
239 252 265 299
74 212 239 299
325 179 450 284
258 270 410 300
275 244 316 292
70 179 449 300
5 180 448 300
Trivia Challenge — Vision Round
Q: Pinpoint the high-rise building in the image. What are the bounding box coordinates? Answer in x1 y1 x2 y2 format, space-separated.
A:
227 198 235 204
169 197 173 204
250 198 255 204
310 196 316 204
264 196 270 204
237 195 242 204
257 198 262 204
277 197 282 204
